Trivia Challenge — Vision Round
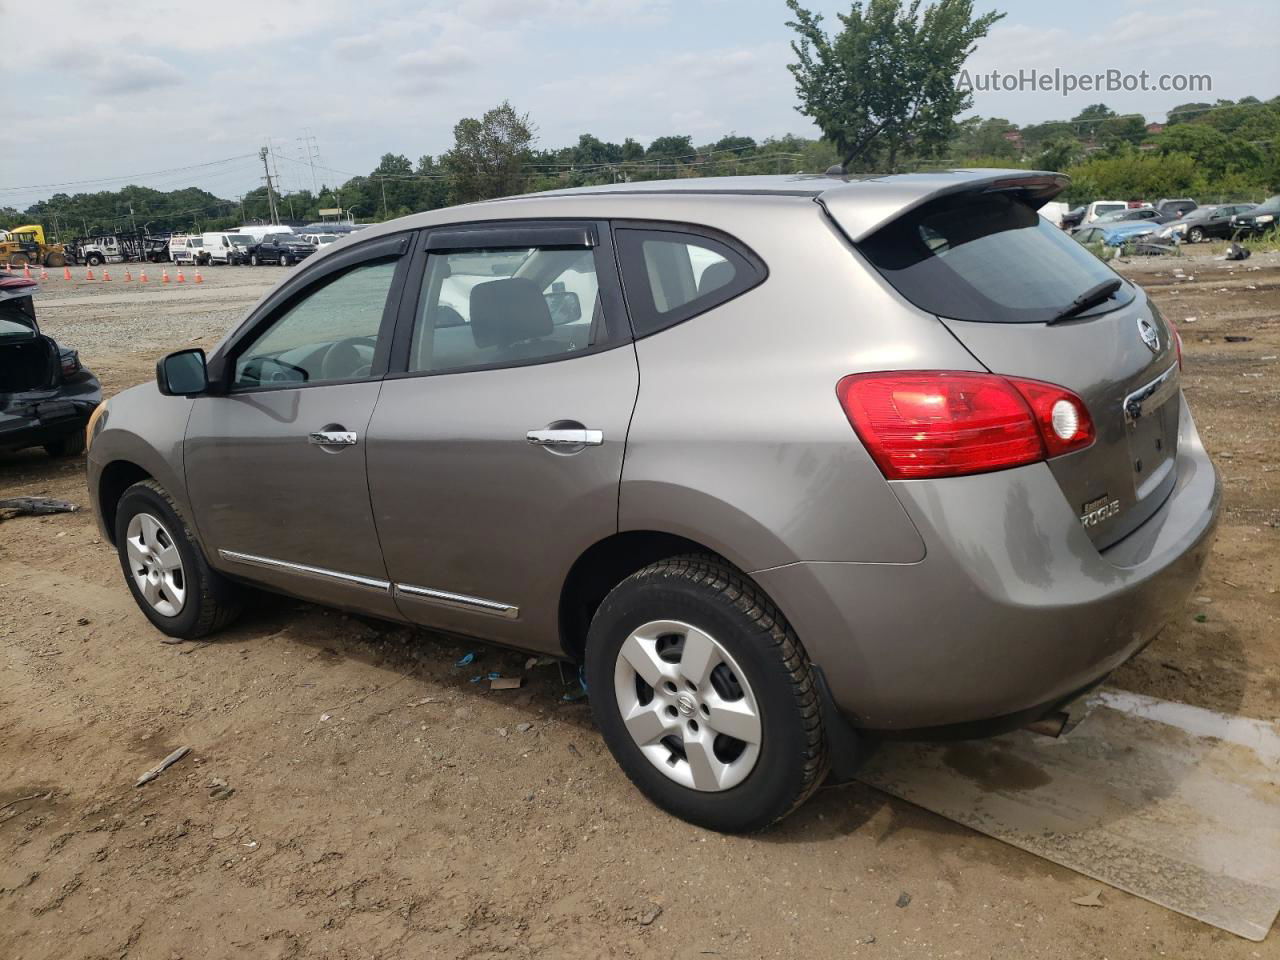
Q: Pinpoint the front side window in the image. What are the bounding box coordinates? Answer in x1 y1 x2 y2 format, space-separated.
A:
409 244 604 374
232 259 397 388
615 228 764 336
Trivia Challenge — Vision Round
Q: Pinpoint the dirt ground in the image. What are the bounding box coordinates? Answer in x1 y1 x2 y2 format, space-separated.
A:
2 251 1277 959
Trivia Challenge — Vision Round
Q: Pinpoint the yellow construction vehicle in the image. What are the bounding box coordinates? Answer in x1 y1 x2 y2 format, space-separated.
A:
0 225 67 267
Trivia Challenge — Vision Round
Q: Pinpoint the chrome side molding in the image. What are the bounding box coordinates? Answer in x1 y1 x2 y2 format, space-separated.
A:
218 550 391 592
394 583 520 620
218 549 518 619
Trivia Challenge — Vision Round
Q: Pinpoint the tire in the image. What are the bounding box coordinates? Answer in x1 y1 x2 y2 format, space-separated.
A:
44 431 86 457
114 479 243 639
11 253 29 266
1188 226 1204 243
250 253 259 266
281 254 291 267
585 555 829 833
45 252 66 268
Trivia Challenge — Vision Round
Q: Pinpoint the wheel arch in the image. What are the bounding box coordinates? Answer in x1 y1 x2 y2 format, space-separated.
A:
96 459 154 545
558 529 757 663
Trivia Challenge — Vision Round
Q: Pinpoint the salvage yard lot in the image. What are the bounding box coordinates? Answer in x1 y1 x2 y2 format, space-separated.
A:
2 254 1278 959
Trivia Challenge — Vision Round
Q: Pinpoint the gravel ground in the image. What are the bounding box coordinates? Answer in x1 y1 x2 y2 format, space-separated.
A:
1 247 1277 959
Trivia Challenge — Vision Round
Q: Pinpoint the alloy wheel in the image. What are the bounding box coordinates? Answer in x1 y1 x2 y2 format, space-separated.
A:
613 619 762 791
125 512 187 617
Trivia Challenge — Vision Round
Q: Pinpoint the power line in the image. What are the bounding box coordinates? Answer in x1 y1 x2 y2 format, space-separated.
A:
0 154 259 193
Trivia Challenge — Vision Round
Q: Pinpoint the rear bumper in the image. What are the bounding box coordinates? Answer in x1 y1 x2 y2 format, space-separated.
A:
755 396 1220 731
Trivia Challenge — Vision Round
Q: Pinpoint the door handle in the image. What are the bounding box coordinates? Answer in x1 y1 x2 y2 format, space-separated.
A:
526 428 603 447
309 430 358 446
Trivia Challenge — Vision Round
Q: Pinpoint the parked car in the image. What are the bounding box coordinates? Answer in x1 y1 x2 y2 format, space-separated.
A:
87 170 1220 833
1158 204 1258 243
1 277 101 457
1088 206 1168 226
1073 220 1166 247
248 234 316 266
1083 200 1128 223
143 236 173 263
1152 198 1198 220
201 232 254 266
1230 195 1280 237
1060 205 1086 230
299 233 341 252
169 235 204 266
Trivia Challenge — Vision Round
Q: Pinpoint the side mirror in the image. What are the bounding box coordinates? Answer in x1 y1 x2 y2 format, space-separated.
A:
545 290 582 325
157 348 209 396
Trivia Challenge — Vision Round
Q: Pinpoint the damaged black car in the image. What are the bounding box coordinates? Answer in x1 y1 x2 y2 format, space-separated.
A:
1 276 101 457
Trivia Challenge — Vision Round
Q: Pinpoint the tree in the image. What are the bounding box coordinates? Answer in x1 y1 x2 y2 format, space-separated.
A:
1072 103 1115 138
645 135 695 161
442 101 536 204
1035 137 1081 172
785 0 1005 171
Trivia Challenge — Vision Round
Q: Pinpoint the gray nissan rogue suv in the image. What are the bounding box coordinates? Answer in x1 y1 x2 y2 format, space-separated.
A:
86 171 1220 832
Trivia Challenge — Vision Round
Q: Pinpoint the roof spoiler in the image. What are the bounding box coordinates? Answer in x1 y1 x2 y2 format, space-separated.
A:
818 170 1070 243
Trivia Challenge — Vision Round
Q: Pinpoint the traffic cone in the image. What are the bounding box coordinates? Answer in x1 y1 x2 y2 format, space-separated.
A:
86 268 95 281
139 269 148 284
176 269 186 284
124 267 133 282
194 269 204 284
40 267 49 281
23 263 32 279
102 269 112 281
161 269 170 284
63 266 72 281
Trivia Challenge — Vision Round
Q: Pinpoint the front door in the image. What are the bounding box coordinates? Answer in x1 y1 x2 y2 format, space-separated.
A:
185 243 409 615
366 222 639 651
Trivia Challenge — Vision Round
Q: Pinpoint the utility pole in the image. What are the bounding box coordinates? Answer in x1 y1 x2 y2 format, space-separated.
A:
381 179 388 220
260 147 280 225
298 129 322 196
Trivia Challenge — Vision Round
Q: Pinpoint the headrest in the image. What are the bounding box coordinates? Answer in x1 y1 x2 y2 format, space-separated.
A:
697 260 735 297
469 277 552 349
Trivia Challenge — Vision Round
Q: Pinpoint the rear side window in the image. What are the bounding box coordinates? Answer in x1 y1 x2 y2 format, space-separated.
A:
615 227 764 336
859 193 1135 324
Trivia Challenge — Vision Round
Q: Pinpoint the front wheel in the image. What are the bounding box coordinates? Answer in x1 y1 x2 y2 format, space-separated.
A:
114 479 243 639
86 253 104 266
250 254 259 266
1188 226 1204 243
281 254 291 267
585 555 829 833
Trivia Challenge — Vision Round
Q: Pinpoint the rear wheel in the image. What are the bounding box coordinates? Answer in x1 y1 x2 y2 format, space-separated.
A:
585 555 828 833
44 432 85 457
114 479 243 639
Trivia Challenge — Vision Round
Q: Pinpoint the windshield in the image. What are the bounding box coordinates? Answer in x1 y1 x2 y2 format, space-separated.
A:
317 235 337 244
859 192 1134 324
0 300 37 342
229 235 253 246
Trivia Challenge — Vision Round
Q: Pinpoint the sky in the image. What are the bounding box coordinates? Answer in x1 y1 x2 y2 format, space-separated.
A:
4 0 1277 211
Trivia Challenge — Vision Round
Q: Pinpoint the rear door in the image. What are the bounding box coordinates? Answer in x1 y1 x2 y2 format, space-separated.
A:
365 221 638 652
848 189 1181 548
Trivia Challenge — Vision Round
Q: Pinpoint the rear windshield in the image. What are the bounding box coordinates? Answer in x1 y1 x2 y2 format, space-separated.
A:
859 193 1134 324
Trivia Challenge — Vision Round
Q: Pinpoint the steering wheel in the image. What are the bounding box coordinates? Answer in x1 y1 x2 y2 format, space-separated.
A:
319 336 376 381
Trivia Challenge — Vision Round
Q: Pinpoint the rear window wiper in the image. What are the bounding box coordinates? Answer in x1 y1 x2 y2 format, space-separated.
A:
1048 278 1123 324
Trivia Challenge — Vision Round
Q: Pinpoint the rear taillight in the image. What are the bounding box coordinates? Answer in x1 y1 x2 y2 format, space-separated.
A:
60 351 81 377
836 372 1094 480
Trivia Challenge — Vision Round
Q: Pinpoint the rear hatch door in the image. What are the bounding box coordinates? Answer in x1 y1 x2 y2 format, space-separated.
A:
840 180 1180 549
